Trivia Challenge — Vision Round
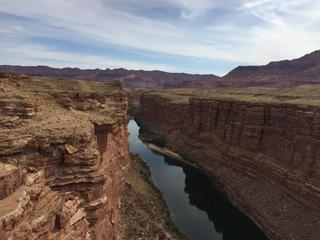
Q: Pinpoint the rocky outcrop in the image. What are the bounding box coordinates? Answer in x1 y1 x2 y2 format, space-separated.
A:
0 73 129 239
0 168 90 240
137 90 320 240
0 164 26 200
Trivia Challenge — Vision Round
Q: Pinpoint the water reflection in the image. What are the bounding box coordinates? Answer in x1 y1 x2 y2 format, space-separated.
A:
165 158 267 240
128 119 267 240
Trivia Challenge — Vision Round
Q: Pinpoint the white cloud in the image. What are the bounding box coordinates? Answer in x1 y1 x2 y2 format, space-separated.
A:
0 0 249 62
239 0 320 60
162 0 219 18
0 40 176 71
0 0 320 74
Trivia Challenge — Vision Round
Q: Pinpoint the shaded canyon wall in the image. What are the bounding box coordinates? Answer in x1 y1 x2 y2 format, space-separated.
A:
137 92 320 240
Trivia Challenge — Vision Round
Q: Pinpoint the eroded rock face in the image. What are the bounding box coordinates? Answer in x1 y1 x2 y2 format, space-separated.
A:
0 164 26 200
138 94 188 134
0 73 129 239
0 168 90 240
137 90 320 240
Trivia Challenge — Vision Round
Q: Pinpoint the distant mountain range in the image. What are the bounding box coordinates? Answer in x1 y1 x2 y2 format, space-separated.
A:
223 50 320 87
1 50 320 88
0 65 219 89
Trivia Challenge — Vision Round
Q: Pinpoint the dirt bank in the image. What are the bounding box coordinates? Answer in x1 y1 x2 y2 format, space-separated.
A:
121 154 187 240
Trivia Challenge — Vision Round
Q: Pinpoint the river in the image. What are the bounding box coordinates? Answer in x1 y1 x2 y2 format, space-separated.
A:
128 119 267 240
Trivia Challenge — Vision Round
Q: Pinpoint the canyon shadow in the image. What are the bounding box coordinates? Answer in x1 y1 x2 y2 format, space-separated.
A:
128 119 268 240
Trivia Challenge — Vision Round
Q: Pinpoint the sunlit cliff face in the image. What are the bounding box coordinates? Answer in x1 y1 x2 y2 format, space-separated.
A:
0 74 129 240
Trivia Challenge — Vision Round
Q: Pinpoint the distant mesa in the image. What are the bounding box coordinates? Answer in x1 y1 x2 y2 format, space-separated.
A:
1 50 320 88
223 50 320 87
0 65 220 89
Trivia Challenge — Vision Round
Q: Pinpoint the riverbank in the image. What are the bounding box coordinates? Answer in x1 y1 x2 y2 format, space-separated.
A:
146 143 206 170
147 143 183 161
121 154 187 240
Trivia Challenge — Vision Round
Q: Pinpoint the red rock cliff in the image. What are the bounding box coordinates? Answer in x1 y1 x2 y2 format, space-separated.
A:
0 73 129 240
138 89 320 240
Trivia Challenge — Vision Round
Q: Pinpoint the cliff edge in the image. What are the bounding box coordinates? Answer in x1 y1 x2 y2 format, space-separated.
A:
137 87 320 240
0 73 129 240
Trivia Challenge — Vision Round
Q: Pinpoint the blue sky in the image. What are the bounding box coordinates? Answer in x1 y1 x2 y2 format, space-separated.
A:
0 0 319 76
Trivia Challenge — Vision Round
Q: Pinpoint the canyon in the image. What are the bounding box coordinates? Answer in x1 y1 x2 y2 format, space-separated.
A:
136 86 320 240
1 71 200 240
128 119 268 240
2 49 320 240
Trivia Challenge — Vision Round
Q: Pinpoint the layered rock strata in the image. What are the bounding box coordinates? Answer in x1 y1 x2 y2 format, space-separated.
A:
0 73 129 239
137 90 320 240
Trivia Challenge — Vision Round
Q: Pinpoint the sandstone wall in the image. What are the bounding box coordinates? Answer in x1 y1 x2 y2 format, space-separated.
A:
0 169 91 240
137 92 320 240
0 74 130 240
138 93 188 134
187 98 320 207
